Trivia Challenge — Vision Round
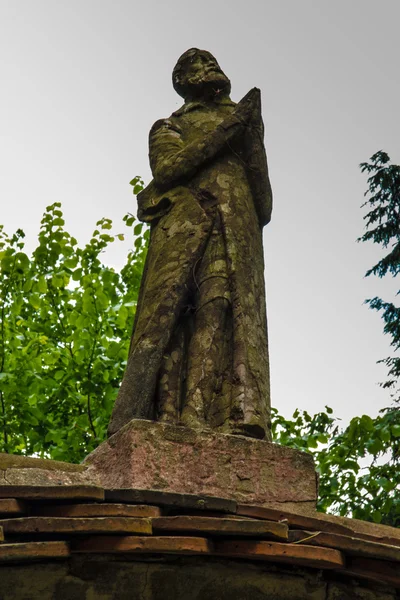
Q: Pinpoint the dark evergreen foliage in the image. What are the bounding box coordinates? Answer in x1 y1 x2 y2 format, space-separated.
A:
359 151 400 396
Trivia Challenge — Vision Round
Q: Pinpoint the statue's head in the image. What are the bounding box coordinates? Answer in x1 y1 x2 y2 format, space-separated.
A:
172 48 231 101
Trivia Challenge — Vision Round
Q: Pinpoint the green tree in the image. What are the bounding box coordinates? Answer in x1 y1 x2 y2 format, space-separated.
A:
0 177 147 462
359 151 400 401
277 151 399 528
274 152 399 528
273 407 400 526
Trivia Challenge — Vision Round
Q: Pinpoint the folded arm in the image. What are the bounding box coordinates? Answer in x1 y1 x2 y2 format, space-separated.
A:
149 113 245 190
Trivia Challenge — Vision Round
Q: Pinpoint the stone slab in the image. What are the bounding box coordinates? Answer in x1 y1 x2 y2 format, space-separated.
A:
0 541 70 562
105 488 236 513
0 453 96 487
0 453 86 472
85 419 317 509
152 516 288 540
237 504 400 546
34 503 161 518
0 485 104 502
343 557 400 588
0 499 28 516
289 530 400 563
73 535 213 555
0 516 152 536
238 504 400 547
238 505 358 536
214 539 345 569
316 512 400 547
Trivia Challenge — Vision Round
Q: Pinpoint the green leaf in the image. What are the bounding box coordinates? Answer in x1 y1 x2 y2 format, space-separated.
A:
372 510 382 524
52 274 64 288
134 223 143 236
23 279 33 292
366 438 383 455
360 415 374 431
37 276 47 293
15 252 30 271
391 425 400 437
64 257 78 269
379 427 391 443
72 269 82 281
342 460 359 472
377 477 393 492
97 291 109 310
29 294 41 309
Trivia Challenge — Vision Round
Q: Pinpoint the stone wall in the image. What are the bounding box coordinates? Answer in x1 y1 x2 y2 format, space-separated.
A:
1 556 398 600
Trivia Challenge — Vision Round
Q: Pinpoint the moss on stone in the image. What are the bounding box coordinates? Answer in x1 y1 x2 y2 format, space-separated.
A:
0 453 86 472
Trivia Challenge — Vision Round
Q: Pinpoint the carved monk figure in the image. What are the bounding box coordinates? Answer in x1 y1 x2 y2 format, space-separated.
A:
108 48 273 440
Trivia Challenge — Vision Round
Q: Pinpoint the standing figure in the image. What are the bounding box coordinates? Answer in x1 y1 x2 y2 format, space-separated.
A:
108 49 273 440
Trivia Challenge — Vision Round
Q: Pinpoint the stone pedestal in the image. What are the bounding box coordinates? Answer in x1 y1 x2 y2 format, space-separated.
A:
84 419 318 513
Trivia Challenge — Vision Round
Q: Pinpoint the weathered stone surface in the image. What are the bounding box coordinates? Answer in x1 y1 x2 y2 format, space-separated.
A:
0 541 69 562
237 505 400 545
85 419 317 508
0 484 104 501
0 453 97 487
109 50 274 442
35 502 162 518
0 563 70 599
237 505 356 534
0 499 28 516
0 525 3 541
0 468 95 486
344 556 400 589
73 535 213 555
0 516 152 536
263 500 317 514
152 516 288 540
318 512 400 547
0 558 329 600
0 453 86 473
214 540 345 569
327 581 397 600
289 530 400 562
105 487 236 512
0 555 398 599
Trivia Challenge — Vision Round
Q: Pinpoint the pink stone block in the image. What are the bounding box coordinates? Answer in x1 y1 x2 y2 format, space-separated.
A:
84 420 317 512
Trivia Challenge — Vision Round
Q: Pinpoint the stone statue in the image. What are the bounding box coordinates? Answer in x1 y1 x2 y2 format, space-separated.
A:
108 48 273 440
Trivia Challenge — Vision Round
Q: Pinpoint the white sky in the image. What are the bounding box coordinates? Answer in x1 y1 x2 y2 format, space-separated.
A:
1 0 400 424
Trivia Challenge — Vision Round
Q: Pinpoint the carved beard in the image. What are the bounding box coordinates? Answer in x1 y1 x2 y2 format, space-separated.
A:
183 70 231 101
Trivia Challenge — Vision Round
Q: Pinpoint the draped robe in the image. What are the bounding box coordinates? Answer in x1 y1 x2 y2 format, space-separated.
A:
108 94 273 440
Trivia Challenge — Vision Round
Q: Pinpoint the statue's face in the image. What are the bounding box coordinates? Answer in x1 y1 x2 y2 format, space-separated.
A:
183 52 226 87
173 49 231 100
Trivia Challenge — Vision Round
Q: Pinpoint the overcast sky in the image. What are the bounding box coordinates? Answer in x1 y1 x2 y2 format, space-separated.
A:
1 0 400 425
